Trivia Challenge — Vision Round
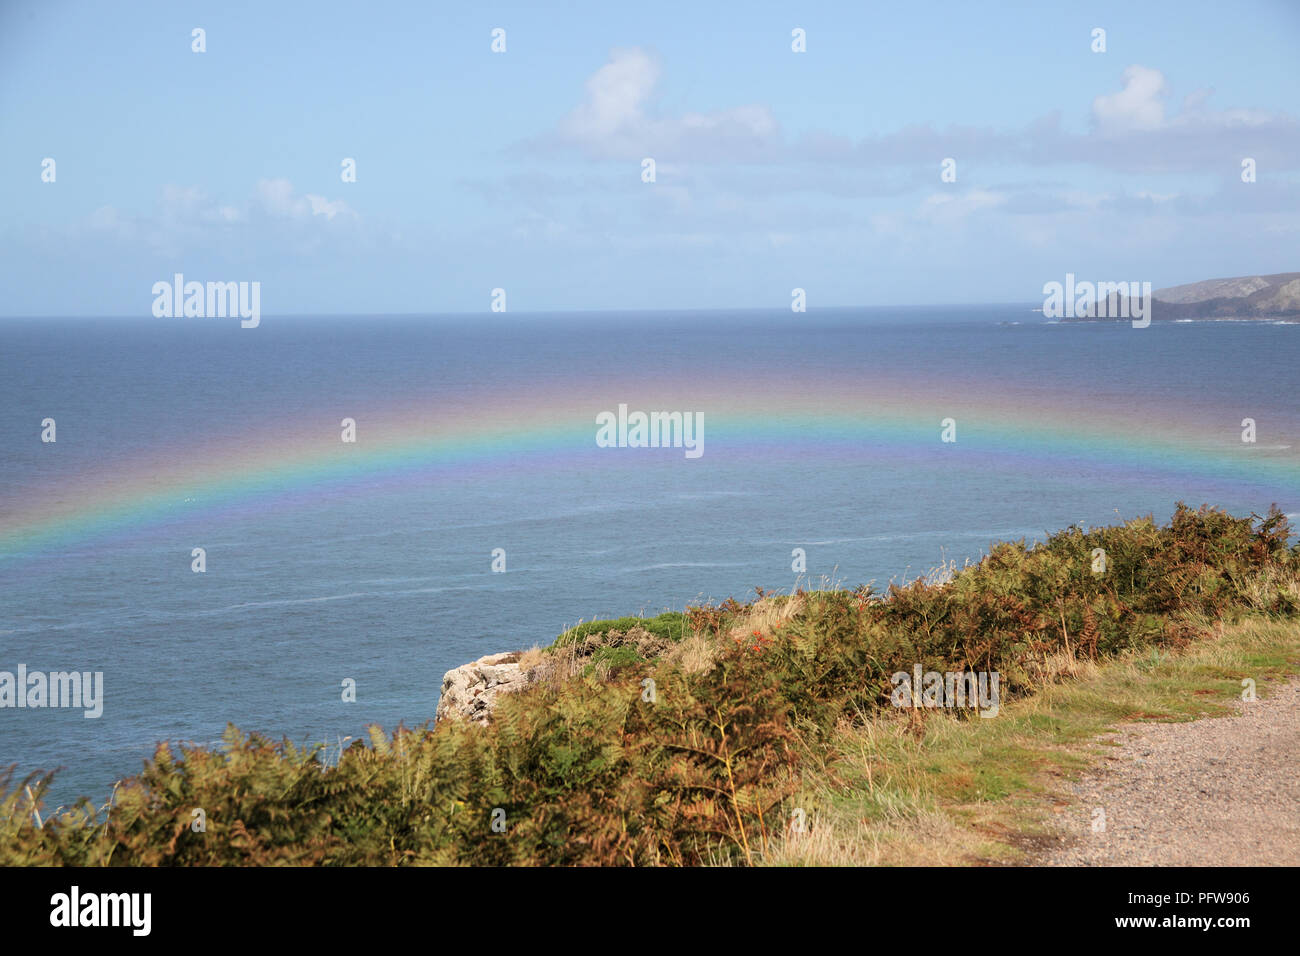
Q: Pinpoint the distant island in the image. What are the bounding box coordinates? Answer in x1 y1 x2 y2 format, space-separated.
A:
1056 271 1300 322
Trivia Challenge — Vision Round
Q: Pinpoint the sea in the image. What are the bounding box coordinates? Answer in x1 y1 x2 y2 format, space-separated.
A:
2 306 1298 809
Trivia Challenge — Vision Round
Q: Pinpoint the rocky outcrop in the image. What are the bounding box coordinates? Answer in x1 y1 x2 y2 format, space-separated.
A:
434 623 689 725
435 651 530 725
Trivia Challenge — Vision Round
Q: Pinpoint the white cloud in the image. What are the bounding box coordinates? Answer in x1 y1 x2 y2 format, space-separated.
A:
160 184 207 208
159 184 246 224
554 48 780 160
562 47 659 141
256 178 354 221
1092 65 1168 132
536 53 1300 189
920 188 1006 223
87 204 134 237
256 177 297 216
304 194 350 220
65 179 356 261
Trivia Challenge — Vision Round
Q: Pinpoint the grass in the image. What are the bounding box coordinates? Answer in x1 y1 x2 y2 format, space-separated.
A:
761 615 1300 866
553 612 689 647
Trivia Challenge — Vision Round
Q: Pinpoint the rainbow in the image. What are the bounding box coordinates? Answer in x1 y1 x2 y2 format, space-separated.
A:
3 370 1297 559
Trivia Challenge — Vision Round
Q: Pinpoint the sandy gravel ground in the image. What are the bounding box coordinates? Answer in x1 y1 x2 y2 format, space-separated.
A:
1043 679 1300 866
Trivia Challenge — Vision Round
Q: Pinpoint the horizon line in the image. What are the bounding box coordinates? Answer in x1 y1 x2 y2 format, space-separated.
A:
0 301 1051 321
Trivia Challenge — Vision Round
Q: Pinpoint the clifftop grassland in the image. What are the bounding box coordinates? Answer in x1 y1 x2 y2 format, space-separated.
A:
3 504 1299 866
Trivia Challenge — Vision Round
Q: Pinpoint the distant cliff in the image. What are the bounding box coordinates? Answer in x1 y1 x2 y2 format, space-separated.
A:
1152 272 1300 320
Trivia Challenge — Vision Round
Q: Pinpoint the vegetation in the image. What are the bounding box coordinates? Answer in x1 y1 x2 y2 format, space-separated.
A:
2 503 1297 866
554 612 689 648
767 613 1300 865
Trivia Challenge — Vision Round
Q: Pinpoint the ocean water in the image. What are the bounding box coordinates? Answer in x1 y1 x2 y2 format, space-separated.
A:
2 306 1298 808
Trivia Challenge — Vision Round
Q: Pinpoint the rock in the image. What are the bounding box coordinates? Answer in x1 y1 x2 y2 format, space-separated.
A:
435 651 530 725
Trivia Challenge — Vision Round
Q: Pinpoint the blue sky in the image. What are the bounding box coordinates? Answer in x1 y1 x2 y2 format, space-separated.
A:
2 0 1298 315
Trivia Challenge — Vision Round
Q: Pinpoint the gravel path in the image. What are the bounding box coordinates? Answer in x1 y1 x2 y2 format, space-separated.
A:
1043 679 1300 866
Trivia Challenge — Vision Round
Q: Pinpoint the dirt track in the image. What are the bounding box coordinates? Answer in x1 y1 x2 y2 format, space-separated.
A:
1044 679 1300 866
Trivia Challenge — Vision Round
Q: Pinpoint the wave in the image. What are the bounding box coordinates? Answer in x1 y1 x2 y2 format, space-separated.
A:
204 584 488 614
613 562 750 574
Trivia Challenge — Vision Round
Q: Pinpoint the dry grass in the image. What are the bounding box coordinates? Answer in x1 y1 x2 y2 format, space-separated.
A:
1241 564 1300 612
722 593 806 644
661 632 716 674
516 641 583 687
1023 646 1102 688
756 614 1300 866
520 594 808 686
515 645 545 671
